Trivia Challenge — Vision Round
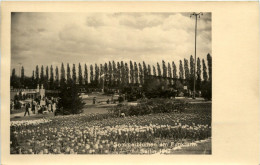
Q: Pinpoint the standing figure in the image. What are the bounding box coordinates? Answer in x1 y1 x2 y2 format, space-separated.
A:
24 103 30 116
93 97 96 104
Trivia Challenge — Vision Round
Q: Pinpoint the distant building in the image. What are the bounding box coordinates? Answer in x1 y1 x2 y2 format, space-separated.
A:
10 84 46 100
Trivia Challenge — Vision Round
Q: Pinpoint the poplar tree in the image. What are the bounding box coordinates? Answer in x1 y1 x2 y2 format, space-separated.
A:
50 65 54 89
112 61 116 86
21 66 25 87
11 68 18 88
32 71 35 88
202 59 208 82
130 61 134 84
207 53 212 81
138 63 143 85
190 55 195 79
78 63 83 86
147 64 151 76
108 61 112 86
35 65 39 85
125 63 129 84
45 66 49 89
67 63 71 84
157 62 161 77
117 62 121 85
72 64 76 84
196 57 202 90
99 64 103 86
184 59 190 80
162 60 167 77
168 62 172 85
90 64 94 86
84 64 88 86
153 65 156 76
172 61 177 79
121 61 125 86
40 65 44 84
94 64 99 87
179 60 184 80
134 62 138 84
55 66 59 89
60 63 66 87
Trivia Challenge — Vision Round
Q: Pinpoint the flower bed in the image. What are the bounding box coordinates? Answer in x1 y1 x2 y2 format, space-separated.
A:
10 108 211 154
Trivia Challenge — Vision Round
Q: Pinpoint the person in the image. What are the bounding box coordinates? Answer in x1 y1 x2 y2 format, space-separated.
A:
24 103 30 116
53 102 56 115
106 99 110 104
31 100 35 114
93 97 96 104
35 102 38 114
48 103 52 112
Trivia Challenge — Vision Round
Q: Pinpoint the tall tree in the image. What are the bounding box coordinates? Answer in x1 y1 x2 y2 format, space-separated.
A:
172 61 177 79
125 63 129 84
179 60 184 80
196 57 202 90
31 71 35 88
147 64 151 76
190 55 195 80
184 59 190 80
117 62 121 85
142 61 148 84
50 65 54 89
112 61 116 86
157 62 161 77
72 64 76 84
138 63 143 85
153 65 156 76
202 59 208 81
120 61 125 86
84 64 88 86
207 53 212 81
45 66 49 81
197 58 202 81
67 63 71 84
162 60 167 77
90 64 94 86
94 64 99 87
108 61 112 86
130 61 134 84
168 62 172 85
45 66 49 89
134 62 138 84
55 66 59 89
35 65 39 85
99 64 103 87
11 68 18 88
40 65 44 84
103 63 108 86
60 63 66 87
21 66 25 87
78 63 83 86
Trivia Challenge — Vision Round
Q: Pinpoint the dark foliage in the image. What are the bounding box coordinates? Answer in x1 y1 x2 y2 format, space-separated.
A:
57 82 85 115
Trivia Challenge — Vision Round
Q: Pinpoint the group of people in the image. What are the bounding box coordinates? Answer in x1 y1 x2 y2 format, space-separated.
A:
24 97 57 117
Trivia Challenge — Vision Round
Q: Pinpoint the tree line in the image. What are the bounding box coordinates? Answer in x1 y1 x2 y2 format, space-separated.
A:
11 54 212 91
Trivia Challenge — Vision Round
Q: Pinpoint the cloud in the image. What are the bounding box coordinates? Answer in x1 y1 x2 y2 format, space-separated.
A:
11 12 211 76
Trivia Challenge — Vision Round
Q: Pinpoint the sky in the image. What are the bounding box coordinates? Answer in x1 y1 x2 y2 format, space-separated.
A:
11 12 211 76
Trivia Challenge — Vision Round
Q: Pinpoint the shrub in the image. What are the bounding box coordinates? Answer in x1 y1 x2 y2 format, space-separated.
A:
111 98 189 116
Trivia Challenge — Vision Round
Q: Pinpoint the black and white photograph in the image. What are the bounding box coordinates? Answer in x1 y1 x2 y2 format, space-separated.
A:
9 12 212 155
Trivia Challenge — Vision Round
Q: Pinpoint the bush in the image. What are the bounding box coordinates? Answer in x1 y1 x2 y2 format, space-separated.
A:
201 81 212 100
111 98 189 117
57 83 85 115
